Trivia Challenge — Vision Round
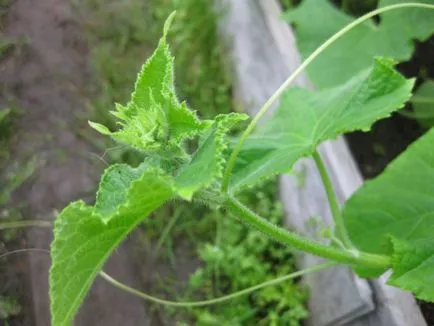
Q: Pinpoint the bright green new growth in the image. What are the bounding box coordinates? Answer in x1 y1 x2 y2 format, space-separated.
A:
89 12 212 157
229 58 414 191
176 112 248 200
50 12 246 326
283 0 434 89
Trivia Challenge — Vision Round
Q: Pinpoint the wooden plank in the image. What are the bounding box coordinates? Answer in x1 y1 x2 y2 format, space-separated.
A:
258 2 427 325
351 272 428 326
219 1 373 325
220 0 427 325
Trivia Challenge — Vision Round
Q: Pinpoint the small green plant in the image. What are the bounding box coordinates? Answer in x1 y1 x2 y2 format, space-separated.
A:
0 295 21 321
181 180 308 325
46 4 434 325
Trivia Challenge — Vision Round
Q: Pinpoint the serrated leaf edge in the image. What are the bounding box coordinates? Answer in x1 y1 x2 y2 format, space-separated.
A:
387 236 434 302
50 168 175 325
230 58 414 192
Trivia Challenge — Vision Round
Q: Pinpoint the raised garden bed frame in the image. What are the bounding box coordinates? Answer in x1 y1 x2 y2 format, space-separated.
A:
220 1 427 325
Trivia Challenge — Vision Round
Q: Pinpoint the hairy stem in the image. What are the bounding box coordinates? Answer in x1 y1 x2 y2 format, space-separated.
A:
100 261 336 307
226 196 391 269
313 150 353 249
221 2 434 192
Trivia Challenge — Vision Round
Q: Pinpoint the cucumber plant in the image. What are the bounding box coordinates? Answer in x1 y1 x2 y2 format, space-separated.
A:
49 4 434 326
283 0 434 125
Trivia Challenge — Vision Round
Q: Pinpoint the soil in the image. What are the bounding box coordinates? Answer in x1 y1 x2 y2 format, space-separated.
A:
0 0 180 325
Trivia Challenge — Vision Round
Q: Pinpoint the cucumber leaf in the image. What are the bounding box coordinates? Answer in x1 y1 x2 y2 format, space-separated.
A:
388 237 434 302
89 12 211 155
343 128 434 300
94 162 150 218
50 165 175 326
176 112 248 200
229 58 414 191
283 0 434 89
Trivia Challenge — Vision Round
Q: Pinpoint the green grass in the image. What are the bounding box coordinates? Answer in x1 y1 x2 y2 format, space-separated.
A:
0 3 35 322
0 295 21 321
79 0 308 324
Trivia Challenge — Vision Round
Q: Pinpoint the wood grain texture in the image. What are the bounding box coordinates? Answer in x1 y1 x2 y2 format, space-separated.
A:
219 0 427 325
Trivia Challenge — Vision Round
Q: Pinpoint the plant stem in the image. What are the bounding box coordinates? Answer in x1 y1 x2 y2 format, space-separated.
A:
214 211 222 296
225 195 391 269
312 150 353 249
0 220 52 230
221 2 434 192
0 220 336 309
99 261 336 307
0 248 49 259
155 208 182 254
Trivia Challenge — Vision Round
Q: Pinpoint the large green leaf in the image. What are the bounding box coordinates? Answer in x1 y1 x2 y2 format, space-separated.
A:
50 165 175 326
176 112 248 200
229 58 413 191
89 12 211 154
388 237 434 301
283 0 434 89
343 129 434 300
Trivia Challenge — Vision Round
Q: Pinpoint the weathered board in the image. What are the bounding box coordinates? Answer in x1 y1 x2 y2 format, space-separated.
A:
220 0 427 325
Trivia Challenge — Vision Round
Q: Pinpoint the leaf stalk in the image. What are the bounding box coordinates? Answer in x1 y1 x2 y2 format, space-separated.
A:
226 195 390 270
312 150 354 249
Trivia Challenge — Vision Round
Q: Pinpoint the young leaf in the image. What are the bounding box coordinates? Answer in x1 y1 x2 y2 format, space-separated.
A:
283 0 434 89
94 162 150 218
89 12 211 155
176 112 248 200
129 12 176 111
343 128 434 300
50 166 175 326
229 58 414 191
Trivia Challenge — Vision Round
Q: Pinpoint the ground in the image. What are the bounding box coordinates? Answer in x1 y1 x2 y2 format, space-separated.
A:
0 0 156 325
